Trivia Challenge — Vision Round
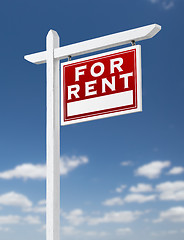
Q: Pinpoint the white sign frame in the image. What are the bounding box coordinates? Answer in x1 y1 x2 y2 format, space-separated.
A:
61 45 142 125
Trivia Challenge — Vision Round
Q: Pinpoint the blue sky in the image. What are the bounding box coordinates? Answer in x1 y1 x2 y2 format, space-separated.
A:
0 0 184 239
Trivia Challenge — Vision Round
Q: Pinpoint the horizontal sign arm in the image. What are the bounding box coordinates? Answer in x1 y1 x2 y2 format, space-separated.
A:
24 24 161 64
24 51 47 64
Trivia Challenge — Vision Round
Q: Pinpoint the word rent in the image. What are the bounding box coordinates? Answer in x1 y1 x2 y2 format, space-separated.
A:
68 58 133 100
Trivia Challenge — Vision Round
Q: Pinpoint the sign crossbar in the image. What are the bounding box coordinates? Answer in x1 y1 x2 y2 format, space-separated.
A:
24 24 161 64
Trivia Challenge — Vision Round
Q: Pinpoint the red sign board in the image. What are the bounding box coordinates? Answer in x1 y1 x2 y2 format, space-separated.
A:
61 45 142 125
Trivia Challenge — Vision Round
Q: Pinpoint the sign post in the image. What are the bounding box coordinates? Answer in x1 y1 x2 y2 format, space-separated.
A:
46 30 60 240
24 24 161 240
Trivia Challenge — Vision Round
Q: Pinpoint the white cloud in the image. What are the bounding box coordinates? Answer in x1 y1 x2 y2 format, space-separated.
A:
60 156 88 175
163 1 174 10
0 192 32 209
83 231 108 237
61 226 74 235
130 183 153 193
154 206 184 222
24 199 46 213
24 215 41 225
0 215 21 225
168 167 184 175
24 206 46 214
121 161 132 166
124 193 156 203
0 192 46 213
116 228 132 235
88 211 142 225
156 181 184 201
156 181 184 192
102 197 124 206
115 184 126 193
62 209 143 226
0 214 41 226
61 226 108 238
148 0 175 10
0 155 89 180
0 163 46 180
61 226 80 236
62 209 85 226
135 161 170 179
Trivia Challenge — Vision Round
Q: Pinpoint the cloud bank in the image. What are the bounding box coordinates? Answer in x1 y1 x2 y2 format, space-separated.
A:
135 161 170 179
62 208 143 226
130 183 153 193
168 166 184 175
0 155 89 180
156 181 184 201
0 192 32 209
154 206 184 222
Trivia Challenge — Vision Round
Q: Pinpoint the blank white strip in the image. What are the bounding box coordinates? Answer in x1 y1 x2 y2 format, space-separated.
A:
67 90 133 117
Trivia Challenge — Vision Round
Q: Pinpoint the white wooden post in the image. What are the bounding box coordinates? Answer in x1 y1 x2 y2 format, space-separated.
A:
46 30 60 240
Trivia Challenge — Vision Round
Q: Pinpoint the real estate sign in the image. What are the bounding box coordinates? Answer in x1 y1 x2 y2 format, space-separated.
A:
61 45 142 125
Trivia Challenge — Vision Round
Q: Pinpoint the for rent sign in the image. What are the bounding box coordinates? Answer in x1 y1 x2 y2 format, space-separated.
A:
61 45 142 125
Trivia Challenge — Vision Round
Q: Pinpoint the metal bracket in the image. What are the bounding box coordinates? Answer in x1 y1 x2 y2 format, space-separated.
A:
68 56 71 61
131 40 136 46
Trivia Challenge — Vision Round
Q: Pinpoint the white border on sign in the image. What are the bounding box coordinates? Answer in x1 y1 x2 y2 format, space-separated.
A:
61 45 142 126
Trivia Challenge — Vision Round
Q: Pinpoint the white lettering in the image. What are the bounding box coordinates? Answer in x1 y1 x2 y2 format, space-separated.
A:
102 76 115 93
75 65 87 81
85 80 97 96
91 62 104 77
110 58 123 74
68 85 80 100
119 72 133 89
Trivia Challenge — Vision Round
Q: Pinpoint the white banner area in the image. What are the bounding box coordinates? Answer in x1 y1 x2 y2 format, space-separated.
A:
68 90 133 117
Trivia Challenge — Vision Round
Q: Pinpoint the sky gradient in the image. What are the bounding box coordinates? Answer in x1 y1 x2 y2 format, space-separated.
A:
0 0 184 239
